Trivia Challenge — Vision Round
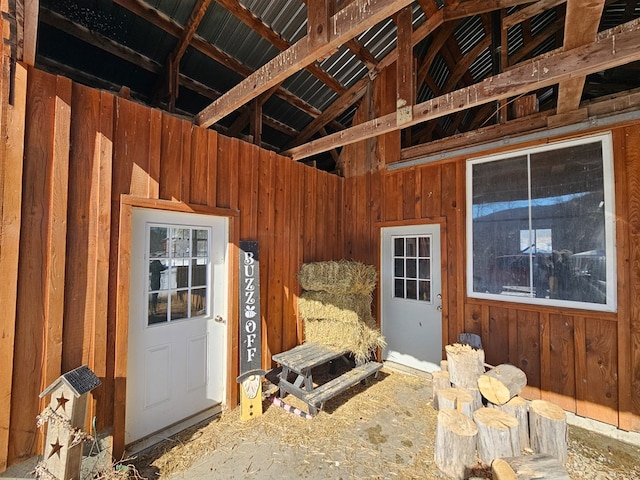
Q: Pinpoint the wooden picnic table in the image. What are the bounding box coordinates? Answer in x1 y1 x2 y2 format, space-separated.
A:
272 343 382 415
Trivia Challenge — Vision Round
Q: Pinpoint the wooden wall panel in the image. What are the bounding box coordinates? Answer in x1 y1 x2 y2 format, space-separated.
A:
159 114 184 200
420 163 442 218
303 165 318 262
485 306 510 366
189 126 209 205
238 141 258 240
0 59 27 472
541 314 576 411
622 125 640 430
515 311 541 399
63 83 114 435
11 69 71 463
257 150 276 361
579 318 619 424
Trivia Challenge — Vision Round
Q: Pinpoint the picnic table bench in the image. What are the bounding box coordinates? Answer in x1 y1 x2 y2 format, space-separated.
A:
272 343 382 415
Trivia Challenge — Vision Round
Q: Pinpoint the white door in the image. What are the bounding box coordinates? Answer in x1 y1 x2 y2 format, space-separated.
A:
381 224 442 373
126 208 228 445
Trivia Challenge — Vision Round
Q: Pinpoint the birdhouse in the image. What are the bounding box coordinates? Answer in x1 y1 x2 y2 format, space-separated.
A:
37 365 101 480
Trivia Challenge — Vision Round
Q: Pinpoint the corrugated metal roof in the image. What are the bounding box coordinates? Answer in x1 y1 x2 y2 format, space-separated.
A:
36 0 640 170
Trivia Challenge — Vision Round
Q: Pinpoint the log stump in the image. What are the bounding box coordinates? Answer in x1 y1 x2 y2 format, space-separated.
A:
431 370 451 408
435 409 478 480
492 454 570 479
473 407 521 465
436 387 474 417
477 363 527 405
445 343 485 388
529 399 568 464
494 395 530 450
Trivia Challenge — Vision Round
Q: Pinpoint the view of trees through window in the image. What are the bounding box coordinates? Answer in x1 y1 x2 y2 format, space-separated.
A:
467 134 616 311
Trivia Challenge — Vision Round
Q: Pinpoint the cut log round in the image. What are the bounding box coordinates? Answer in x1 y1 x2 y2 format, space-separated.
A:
440 359 449 372
445 343 485 388
436 387 474 417
435 409 478 480
491 458 518 480
431 370 451 408
493 454 570 479
529 399 568 464
494 395 530 450
477 363 527 405
473 407 521 465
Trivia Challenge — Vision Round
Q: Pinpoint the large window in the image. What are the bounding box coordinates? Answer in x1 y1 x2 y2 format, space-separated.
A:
467 133 616 311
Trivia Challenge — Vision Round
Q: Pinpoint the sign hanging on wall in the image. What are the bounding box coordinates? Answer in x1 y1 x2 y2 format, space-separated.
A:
237 241 265 420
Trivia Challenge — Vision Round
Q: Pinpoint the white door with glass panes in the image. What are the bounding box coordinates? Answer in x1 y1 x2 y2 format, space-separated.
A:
381 224 442 373
126 208 228 445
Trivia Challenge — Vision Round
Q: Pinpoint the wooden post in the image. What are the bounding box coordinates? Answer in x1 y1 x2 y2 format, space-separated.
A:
473 407 521 465
445 343 485 388
494 395 530 451
435 409 478 480
478 363 527 405
529 399 568 464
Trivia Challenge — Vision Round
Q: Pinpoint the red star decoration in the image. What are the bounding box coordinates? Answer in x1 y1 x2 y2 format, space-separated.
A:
55 393 69 412
48 438 63 459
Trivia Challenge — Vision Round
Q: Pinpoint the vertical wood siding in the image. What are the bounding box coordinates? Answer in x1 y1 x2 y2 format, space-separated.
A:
3 68 344 466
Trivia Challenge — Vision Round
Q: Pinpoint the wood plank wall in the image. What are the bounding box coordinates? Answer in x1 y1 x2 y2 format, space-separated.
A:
339 71 640 433
3 67 344 467
0 8 28 470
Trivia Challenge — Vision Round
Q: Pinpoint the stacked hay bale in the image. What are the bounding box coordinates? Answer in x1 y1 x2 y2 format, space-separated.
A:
298 260 385 364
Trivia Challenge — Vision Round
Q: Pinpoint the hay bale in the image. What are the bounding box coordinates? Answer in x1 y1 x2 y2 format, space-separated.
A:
298 260 377 295
304 318 385 365
298 291 373 324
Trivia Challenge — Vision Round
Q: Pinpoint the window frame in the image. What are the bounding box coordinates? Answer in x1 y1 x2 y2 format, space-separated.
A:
465 132 617 312
145 222 213 326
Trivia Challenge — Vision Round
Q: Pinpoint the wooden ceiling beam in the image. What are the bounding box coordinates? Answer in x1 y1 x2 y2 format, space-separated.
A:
395 6 415 125
112 0 342 129
283 18 640 160
503 0 566 29
556 0 605 114
286 0 527 150
216 0 344 93
165 0 212 110
195 0 414 128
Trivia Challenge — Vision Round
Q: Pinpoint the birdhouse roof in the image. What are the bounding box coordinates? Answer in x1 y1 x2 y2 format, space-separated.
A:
40 365 102 398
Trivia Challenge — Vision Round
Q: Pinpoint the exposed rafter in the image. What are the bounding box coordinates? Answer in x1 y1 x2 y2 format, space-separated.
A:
556 0 606 113
283 18 640 160
196 0 414 128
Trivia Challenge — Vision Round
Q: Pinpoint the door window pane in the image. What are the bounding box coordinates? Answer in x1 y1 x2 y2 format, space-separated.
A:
392 235 432 303
468 134 615 311
146 224 211 325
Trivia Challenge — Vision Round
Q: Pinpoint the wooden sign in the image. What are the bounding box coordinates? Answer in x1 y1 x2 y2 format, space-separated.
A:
237 241 265 420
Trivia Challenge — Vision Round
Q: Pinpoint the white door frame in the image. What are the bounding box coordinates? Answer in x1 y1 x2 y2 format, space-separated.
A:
115 197 238 455
379 222 445 373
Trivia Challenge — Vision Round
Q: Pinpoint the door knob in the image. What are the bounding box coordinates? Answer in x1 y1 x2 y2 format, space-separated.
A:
436 305 443 312
214 315 225 323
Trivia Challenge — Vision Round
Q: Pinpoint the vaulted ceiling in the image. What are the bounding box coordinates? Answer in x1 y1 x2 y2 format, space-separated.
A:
36 0 640 172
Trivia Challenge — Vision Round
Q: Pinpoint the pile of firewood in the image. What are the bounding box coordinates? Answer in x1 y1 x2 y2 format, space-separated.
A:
432 343 569 480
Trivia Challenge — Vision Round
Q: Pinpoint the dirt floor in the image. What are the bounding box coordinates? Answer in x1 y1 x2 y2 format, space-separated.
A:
127 363 640 480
